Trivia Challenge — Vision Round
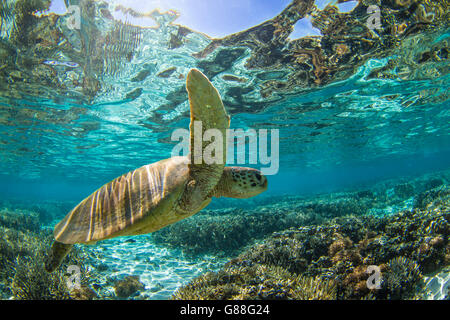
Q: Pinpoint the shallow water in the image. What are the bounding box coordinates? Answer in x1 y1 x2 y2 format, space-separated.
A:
0 0 449 300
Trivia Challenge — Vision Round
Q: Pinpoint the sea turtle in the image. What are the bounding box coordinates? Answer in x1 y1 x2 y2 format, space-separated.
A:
45 69 268 272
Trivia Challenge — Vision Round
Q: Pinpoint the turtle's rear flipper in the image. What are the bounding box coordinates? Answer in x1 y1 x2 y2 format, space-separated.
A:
45 241 73 273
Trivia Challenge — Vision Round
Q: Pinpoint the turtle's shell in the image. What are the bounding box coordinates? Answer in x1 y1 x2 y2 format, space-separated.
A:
54 156 190 244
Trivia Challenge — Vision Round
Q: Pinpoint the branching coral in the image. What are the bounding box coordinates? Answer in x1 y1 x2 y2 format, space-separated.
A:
0 226 44 281
0 209 41 233
328 233 362 266
175 183 448 300
236 238 308 275
152 208 309 255
152 194 376 256
10 245 94 300
11 253 72 300
172 264 336 300
414 186 450 210
380 257 423 300
0 208 96 300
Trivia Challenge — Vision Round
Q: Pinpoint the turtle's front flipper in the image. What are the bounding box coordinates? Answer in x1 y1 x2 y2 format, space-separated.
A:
185 69 230 202
45 241 73 273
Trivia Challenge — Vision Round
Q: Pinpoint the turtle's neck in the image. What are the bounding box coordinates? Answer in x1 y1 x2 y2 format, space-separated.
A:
209 168 233 198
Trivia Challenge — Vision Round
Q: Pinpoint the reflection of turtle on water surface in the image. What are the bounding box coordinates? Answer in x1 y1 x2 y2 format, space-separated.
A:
45 69 268 273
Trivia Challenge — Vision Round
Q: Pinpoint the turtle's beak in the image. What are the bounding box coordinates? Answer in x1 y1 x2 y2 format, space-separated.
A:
250 170 268 196
262 176 268 189
255 171 268 190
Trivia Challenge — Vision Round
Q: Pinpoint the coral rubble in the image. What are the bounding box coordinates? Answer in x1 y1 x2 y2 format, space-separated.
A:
113 275 145 298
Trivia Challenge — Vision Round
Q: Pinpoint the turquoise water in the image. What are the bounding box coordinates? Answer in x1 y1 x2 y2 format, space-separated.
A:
0 0 449 300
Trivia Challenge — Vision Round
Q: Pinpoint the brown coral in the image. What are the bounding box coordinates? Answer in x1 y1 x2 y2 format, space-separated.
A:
114 276 145 298
328 233 362 266
172 264 336 300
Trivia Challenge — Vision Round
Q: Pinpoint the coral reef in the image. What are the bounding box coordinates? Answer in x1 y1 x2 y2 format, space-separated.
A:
154 173 449 265
152 207 307 255
1 172 448 300
414 186 450 210
328 233 362 266
380 257 422 300
174 184 449 300
0 200 77 226
152 194 377 255
172 264 336 300
0 225 42 281
394 183 415 199
0 209 40 233
0 208 96 300
10 248 92 300
425 178 444 190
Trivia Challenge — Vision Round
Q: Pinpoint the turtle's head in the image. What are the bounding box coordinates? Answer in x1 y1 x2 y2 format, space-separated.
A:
212 167 268 199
